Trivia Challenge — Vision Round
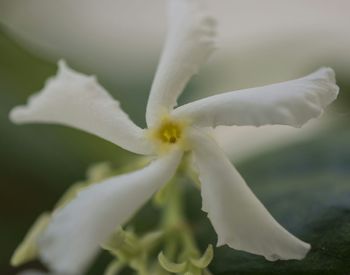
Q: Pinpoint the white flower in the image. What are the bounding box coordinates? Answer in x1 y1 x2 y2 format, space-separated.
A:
9 0 339 274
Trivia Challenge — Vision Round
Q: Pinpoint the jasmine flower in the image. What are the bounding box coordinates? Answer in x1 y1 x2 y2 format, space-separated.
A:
10 0 338 274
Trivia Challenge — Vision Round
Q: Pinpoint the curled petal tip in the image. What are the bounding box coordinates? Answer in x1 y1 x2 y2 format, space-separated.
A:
57 59 71 76
296 242 312 260
264 241 311 261
58 59 67 68
312 67 336 83
57 59 77 79
9 107 25 124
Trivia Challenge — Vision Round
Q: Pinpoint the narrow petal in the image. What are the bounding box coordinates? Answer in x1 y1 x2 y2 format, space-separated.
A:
146 0 216 126
189 129 311 261
38 150 182 274
173 68 339 128
10 60 153 155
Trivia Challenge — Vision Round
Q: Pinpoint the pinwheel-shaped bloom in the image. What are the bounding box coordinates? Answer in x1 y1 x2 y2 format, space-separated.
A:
10 0 339 274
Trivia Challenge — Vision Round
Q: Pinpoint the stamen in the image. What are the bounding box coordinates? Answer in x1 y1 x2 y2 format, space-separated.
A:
156 119 183 145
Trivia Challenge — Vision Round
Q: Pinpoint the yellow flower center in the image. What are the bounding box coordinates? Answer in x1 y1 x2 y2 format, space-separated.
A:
157 121 182 144
148 116 189 153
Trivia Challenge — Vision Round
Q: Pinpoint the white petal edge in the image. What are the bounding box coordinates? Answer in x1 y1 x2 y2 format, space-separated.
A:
189 128 311 261
38 150 182 275
10 60 154 155
173 67 339 128
146 0 216 127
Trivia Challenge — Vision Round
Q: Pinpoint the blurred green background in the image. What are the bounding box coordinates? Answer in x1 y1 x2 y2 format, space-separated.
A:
1 1 350 274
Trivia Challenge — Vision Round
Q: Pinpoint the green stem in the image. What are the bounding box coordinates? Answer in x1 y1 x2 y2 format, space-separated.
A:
161 180 183 261
160 179 201 262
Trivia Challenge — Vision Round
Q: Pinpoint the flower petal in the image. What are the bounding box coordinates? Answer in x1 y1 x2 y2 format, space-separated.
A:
146 0 216 126
10 60 153 155
189 129 311 261
38 150 182 274
173 68 339 128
